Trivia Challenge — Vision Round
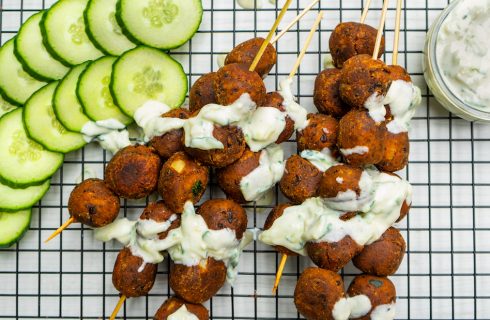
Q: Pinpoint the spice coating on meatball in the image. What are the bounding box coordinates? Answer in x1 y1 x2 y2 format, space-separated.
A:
307 236 363 272
140 201 181 240
105 145 162 199
329 22 385 68
197 199 248 240
279 155 323 204
314 68 350 118
68 178 120 228
153 297 209 320
189 72 218 113
297 113 339 155
317 164 363 199
225 37 277 77
149 108 191 159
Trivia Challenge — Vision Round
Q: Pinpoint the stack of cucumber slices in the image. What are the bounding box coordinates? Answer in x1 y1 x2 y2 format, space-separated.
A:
0 0 202 248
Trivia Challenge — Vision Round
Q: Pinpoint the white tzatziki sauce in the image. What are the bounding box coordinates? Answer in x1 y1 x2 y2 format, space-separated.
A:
258 168 412 255
332 295 372 320
81 118 126 142
278 78 309 130
94 202 253 284
436 0 490 111
300 149 338 172
97 129 132 154
340 146 369 157
168 305 199 320
370 302 396 320
364 80 421 134
240 107 286 151
217 54 227 68
240 144 285 201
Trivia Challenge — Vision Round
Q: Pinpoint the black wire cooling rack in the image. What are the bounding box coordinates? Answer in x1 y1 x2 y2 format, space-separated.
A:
1 0 490 319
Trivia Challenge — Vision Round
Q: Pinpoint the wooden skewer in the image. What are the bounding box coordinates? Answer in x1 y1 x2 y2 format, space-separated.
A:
109 295 126 320
372 0 390 60
288 11 324 79
271 0 320 44
249 0 293 72
360 0 373 24
392 0 403 65
272 254 288 294
44 216 76 243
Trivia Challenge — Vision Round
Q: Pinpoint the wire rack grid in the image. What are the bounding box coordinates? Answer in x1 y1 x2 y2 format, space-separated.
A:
1 0 490 319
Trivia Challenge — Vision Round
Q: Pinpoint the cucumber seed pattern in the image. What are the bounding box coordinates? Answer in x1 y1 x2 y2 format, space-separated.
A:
101 76 118 110
47 107 66 135
9 130 43 162
17 69 37 84
133 67 164 99
143 0 179 28
69 17 88 45
109 13 123 36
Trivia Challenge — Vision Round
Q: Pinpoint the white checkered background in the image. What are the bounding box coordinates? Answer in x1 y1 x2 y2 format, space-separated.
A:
1 0 490 319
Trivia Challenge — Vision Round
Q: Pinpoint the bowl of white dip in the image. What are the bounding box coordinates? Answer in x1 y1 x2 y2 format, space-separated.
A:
424 0 490 122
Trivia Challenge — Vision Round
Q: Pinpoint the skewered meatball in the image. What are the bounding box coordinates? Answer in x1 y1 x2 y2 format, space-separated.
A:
317 164 363 199
112 247 158 298
294 267 346 320
279 155 322 204
169 257 227 304
347 274 396 320
376 127 409 172
105 145 162 199
149 108 191 159
314 69 350 118
216 149 261 204
262 92 295 143
329 22 385 68
297 113 339 155
263 204 297 256
154 297 209 320
189 72 217 113
140 201 181 240
353 227 406 276
339 54 392 109
337 109 383 166
306 236 363 272
184 125 246 168
158 152 209 213
225 37 277 77
68 178 120 228
197 199 248 240
214 63 266 106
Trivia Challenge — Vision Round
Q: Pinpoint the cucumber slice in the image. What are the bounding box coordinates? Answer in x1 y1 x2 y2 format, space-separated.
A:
0 109 64 188
15 11 70 81
0 39 47 106
0 179 50 212
41 0 104 66
110 46 187 117
0 94 18 118
84 0 136 56
24 82 87 153
116 0 203 50
0 209 32 248
53 62 92 132
77 56 132 125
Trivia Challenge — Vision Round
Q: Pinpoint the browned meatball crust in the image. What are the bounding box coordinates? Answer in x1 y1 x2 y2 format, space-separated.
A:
347 274 396 320
329 22 385 69
317 164 363 199
140 201 181 240
214 63 266 106
225 37 277 77
158 152 209 213
337 109 384 166
262 92 295 143
307 236 364 272
216 149 261 204
376 127 409 172
184 125 246 168
353 227 406 276
297 113 339 155
112 247 157 298
169 258 227 304
68 178 120 228
314 69 350 118
154 297 209 320
263 204 297 256
189 72 218 113
105 145 162 199
197 199 248 240
279 155 322 204
339 54 392 109
149 108 191 159
294 267 346 320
